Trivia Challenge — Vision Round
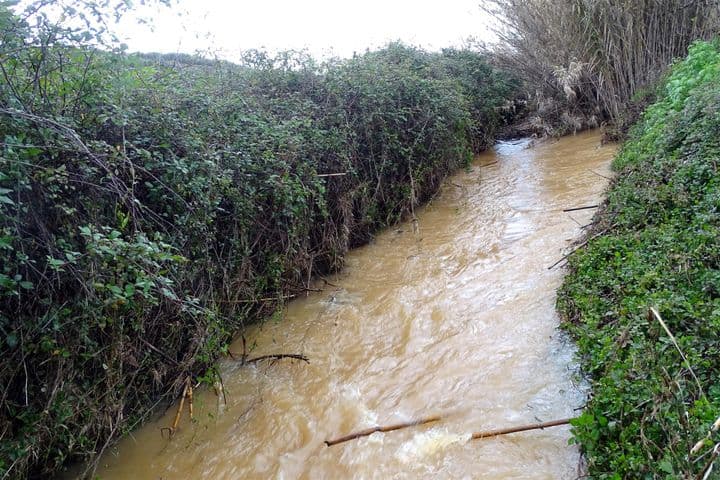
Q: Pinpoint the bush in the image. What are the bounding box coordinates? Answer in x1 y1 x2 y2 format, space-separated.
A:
0 5 520 478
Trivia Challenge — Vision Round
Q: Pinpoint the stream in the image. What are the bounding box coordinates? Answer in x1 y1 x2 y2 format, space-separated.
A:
90 130 616 479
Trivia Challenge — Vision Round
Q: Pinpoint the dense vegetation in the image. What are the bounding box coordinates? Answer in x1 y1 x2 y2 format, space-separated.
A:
484 0 720 137
559 40 720 478
0 3 520 478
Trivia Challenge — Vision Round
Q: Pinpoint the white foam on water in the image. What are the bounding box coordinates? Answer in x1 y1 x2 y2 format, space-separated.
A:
395 429 471 464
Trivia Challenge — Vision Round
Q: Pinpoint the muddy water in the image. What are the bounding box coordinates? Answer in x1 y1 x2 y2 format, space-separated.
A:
93 130 615 479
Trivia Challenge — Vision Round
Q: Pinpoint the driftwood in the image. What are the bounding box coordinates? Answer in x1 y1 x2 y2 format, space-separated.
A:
325 415 441 447
325 416 574 447
471 417 573 440
562 204 599 212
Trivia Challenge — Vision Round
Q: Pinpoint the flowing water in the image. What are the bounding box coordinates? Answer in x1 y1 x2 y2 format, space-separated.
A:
90 130 616 479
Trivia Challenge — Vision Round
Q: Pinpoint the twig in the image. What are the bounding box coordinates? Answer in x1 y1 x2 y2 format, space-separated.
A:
245 353 309 364
471 417 574 440
562 205 599 212
325 415 441 447
649 307 704 398
587 168 613 180
547 227 611 270
317 172 347 177
218 295 296 304
698 443 720 480
187 379 193 421
140 337 180 366
214 372 228 411
566 213 583 227
319 275 340 288
170 381 189 436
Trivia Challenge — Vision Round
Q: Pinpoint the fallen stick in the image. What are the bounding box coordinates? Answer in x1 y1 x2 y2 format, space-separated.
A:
547 237 591 270
471 417 574 440
187 379 194 421
169 381 189 435
562 205 599 212
325 415 441 447
245 353 309 364
547 226 613 270
587 168 613 181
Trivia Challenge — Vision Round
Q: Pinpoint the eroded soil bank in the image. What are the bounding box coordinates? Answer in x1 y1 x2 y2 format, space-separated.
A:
90 130 616 479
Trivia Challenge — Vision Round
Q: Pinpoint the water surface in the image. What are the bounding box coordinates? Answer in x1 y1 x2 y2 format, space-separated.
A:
93 130 615 479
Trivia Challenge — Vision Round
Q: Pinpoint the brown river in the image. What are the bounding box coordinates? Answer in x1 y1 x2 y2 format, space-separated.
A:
89 130 615 479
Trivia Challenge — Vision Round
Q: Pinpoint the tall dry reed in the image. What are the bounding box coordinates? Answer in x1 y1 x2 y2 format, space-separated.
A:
484 0 720 135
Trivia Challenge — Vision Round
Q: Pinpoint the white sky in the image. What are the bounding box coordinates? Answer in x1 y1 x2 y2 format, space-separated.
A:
115 0 497 60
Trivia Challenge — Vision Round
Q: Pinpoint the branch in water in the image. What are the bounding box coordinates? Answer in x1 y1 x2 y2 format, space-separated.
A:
244 353 309 364
325 416 441 447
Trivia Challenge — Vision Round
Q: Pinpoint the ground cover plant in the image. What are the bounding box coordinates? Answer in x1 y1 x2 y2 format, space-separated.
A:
558 39 720 478
0 3 520 478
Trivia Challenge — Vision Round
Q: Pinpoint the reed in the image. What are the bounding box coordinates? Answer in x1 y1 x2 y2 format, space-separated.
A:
484 0 720 136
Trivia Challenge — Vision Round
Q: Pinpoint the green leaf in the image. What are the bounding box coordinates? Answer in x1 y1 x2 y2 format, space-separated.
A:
46 257 66 271
0 236 13 250
658 459 673 474
6 333 17 349
0 273 14 289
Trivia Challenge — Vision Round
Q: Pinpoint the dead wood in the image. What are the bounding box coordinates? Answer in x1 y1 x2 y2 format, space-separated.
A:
325 415 441 447
244 353 309 364
562 205 599 212
471 417 573 440
547 226 613 270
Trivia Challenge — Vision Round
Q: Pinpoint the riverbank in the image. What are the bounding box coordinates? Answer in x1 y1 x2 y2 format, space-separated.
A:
558 40 720 478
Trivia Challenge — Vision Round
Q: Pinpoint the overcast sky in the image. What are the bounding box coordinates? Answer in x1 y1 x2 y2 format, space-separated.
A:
115 0 497 60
